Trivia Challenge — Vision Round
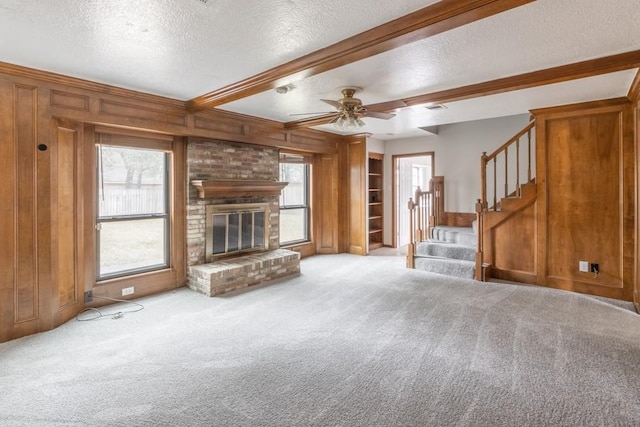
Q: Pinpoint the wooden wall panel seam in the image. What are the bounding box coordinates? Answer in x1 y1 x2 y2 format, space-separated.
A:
13 83 39 324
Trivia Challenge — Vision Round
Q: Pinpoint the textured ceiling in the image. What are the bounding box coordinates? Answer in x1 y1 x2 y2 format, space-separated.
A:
0 0 638 140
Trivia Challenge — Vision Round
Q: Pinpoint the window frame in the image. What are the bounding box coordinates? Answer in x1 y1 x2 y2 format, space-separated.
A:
279 154 311 246
94 133 174 282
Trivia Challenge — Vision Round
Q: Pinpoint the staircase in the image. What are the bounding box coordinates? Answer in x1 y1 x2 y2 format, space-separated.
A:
414 226 476 279
407 120 536 282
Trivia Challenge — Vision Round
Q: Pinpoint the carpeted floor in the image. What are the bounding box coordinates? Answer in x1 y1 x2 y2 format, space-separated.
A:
1 253 639 426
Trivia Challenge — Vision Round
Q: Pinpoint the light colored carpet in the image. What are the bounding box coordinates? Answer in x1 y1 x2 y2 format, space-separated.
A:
1 253 640 426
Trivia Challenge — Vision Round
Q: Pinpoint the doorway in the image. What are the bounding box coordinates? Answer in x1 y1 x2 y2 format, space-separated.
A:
392 153 434 248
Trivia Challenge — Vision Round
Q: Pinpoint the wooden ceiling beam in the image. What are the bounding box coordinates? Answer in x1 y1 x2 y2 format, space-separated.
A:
402 50 640 107
627 68 640 101
285 50 640 130
187 0 536 112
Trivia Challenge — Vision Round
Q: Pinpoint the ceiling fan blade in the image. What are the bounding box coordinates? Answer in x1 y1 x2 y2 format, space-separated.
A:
284 113 338 130
365 99 407 112
363 110 395 120
329 115 341 124
289 111 336 116
321 99 342 108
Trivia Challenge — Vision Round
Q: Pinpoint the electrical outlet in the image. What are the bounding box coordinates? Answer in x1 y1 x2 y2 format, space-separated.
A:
579 260 589 272
122 286 135 296
590 263 599 274
84 290 92 303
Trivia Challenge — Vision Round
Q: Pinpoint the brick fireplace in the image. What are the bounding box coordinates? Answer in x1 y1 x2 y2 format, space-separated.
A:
186 137 300 296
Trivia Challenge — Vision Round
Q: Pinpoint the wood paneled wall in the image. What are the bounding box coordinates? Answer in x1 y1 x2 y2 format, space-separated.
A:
0 81 40 340
634 96 640 310
0 62 346 342
480 179 538 284
50 120 85 327
442 212 476 227
346 136 367 255
533 99 635 301
314 152 340 254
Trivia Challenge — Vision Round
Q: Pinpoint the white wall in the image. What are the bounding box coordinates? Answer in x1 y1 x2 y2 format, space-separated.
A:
379 113 530 246
367 137 385 158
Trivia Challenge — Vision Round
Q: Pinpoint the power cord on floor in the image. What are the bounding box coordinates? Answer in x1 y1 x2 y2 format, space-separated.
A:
76 296 144 321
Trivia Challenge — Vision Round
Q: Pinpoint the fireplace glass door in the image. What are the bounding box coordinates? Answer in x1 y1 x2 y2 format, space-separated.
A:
206 204 268 260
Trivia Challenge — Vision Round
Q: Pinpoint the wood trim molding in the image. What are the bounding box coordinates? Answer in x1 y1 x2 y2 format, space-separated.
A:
530 97 630 117
191 180 288 198
0 61 183 108
1 61 343 153
187 0 536 111
627 68 640 101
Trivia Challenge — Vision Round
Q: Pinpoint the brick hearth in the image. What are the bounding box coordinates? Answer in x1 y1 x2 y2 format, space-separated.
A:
187 249 300 297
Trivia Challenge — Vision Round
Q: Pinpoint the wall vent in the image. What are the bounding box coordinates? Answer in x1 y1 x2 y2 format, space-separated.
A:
425 104 447 111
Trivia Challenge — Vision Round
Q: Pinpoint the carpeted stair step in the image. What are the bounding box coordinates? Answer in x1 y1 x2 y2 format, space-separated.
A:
415 256 475 279
416 240 475 261
430 226 476 248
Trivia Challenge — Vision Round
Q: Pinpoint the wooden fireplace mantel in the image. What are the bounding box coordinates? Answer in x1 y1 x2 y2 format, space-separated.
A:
191 180 288 199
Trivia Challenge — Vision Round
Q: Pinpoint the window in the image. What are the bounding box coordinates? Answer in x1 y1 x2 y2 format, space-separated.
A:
279 155 310 245
412 165 430 194
96 145 170 280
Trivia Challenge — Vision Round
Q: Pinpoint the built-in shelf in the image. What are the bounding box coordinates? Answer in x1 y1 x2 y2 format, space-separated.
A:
191 180 288 199
368 153 384 252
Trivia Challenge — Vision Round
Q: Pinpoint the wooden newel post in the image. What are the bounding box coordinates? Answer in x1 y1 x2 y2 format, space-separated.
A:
474 198 484 281
414 187 422 241
480 152 487 210
407 197 415 268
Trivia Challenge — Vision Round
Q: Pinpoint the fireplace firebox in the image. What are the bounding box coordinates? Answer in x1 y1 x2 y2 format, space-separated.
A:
205 203 269 262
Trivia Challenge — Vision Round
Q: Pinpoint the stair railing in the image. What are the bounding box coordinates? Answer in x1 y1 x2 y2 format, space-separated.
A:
407 176 444 268
476 120 536 280
480 121 535 212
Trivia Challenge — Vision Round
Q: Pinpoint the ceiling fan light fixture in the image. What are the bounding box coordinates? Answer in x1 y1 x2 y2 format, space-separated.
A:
334 114 365 131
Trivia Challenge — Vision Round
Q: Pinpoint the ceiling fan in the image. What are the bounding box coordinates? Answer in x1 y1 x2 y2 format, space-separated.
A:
288 88 406 131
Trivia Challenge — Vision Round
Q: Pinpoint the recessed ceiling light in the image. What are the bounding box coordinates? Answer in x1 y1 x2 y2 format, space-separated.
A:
275 84 295 94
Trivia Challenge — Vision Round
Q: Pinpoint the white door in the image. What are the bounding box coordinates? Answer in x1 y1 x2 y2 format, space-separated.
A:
396 156 432 247
396 158 414 247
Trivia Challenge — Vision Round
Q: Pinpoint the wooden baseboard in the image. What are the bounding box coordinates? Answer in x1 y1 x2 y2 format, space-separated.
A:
491 268 537 285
